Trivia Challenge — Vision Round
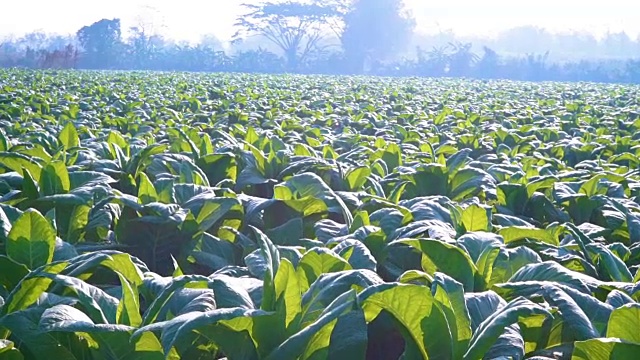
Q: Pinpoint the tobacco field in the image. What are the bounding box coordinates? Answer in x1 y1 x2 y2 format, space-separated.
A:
1 69 640 359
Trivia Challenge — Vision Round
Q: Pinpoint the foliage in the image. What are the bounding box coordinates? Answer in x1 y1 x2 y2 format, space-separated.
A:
233 1 341 71
76 19 123 69
340 0 416 72
1 70 640 359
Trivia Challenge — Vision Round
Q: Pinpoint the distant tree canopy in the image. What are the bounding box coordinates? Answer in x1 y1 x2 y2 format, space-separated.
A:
232 0 415 73
77 19 122 69
233 1 341 71
340 0 415 72
4 7 640 84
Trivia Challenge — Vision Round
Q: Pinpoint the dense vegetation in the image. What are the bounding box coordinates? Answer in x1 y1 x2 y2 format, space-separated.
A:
2 69 640 359
3 1 640 83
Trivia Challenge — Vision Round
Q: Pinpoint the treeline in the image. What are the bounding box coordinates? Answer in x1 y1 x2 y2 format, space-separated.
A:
1 0 640 84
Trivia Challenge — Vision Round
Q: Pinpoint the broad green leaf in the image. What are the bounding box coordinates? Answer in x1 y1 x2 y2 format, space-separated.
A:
508 261 601 292
297 248 352 291
137 173 158 204
606 304 640 343
431 274 472 359
301 270 382 325
345 167 371 191
349 211 370 233
380 143 402 171
572 338 640 360
39 304 165 360
40 161 70 196
332 240 377 272
1 262 67 315
499 226 560 246
45 274 119 324
252 226 280 312
360 283 451 359
134 307 267 358
464 291 527 359
0 152 42 180
274 258 302 330
0 307 78 360
0 256 29 292
400 239 478 291
265 290 361 360
6 209 56 269
116 273 143 327
58 122 79 150
464 297 551 360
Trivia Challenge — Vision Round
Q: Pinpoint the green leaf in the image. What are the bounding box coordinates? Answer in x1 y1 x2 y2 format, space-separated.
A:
116 273 143 327
490 246 541 284
275 172 353 228
6 209 56 270
431 273 472 359
301 270 383 326
400 239 478 291
606 304 640 343
197 153 238 185
21 169 40 200
332 240 377 272
499 226 560 246
380 143 402 171
572 338 640 360
39 304 165 360
587 243 633 282
134 307 267 358
58 122 79 150
493 281 612 335
252 226 280 312
45 274 119 324
40 161 70 196
349 211 370 233
137 173 159 204
579 174 606 197
360 283 451 359
539 284 599 340
274 258 302 330
475 245 501 287
0 152 42 180
0 256 29 292
265 290 361 360
456 204 492 233
297 248 352 291
39 304 133 333
345 167 371 191
464 291 528 359
463 297 551 360
508 261 601 292
0 307 78 360
1 262 67 315
65 205 90 244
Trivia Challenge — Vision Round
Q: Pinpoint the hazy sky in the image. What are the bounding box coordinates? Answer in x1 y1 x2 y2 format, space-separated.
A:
2 0 640 42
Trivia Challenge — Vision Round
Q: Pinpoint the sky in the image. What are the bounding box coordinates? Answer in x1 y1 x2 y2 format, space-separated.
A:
2 0 640 42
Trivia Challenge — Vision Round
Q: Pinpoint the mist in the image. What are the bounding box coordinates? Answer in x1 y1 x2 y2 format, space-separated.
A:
2 0 640 83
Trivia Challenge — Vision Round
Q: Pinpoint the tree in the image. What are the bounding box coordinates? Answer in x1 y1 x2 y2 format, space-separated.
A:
340 0 415 73
77 18 123 69
475 46 500 79
233 1 341 71
447 42 479 77
128 5 166 69
200 34 224 50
